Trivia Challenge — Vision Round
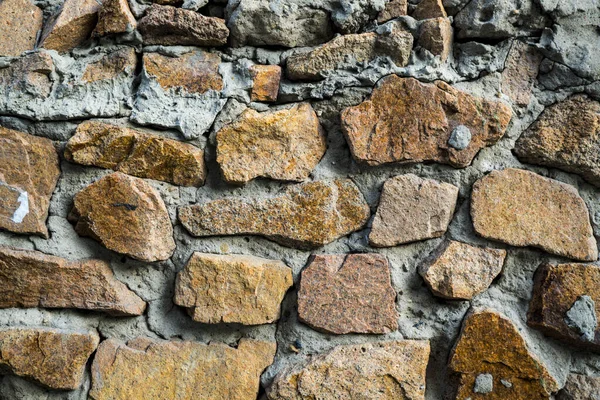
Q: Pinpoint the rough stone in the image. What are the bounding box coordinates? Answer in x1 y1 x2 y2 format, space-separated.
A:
418 17 453 61
89 337 276 399
377 0 408 23
0 127 60 238
267 340 430 400
418 240 507 300
65 120 206 187
471 168 598 261
565 296 597 342
174 252 293 325
93 0 137 36
216 103 326 184
40 0 100 52
250 65 281 102
474 373 494 394
0 327 99 390
81 48 138 83
0 0 43 57
341 76 512 167
449 309 559 399
501 41 543 106
448 125 471 150
297 253 398 334
514 95 600 187
178 179 370 249
413 0 447 19
557 373 600 400
69 172 176 262
369 174 459 247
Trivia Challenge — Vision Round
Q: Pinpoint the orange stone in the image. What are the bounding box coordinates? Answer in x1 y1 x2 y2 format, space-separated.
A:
81 48 137 83
0 0 43 57
412 0 447 19
40 0 100 52
93 0 137 36
250 64 281 102
377 0 408 23
418 17 453 61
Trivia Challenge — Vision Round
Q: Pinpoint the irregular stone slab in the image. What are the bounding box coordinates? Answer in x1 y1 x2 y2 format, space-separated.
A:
138 4 229 46
418 240 506 300
369 174 458 247
69 172 176 262
40 0 100 52
418 17 453 62
528 263 600 351
216 103 326 184
250 65 281 102
298 254 398 334
377 0 408 23
0 127 60 238
93 0 137 36
0 245 146 316
0 0 43 57
179 179 370 249
65 121 206 187
174 253 292 325
81 48 137 83
471 168 597 261
0 327 99 390
412 0 447 19
267 340 430 399
341 76 512 167
449 309 559 399
90 337 275 400
557 373 600 400
514 95 600 186
501 41 543 106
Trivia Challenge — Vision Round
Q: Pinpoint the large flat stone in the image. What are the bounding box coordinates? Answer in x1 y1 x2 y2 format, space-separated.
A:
0 0 43 57
40 0 100 52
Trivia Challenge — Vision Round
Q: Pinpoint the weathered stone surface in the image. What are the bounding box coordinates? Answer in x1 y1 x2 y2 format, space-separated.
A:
250 65 281 102
501 41 543 106
0 0 43 57
65 121 206 187
0 245 146 316
418 240 507 300
528 263 600 351
40 0 100 52
557 373 600 400
174 253 292 325
298 254 398 334
514 95 600 186
93 0 137 36
0 327 99 390
377 0 408 23
0 127 60 238
449 309 559 399
69 172 176 262
471 168 598 261
179 179 370 249
413 0 447 19
341 76 512 167
369 174 459 247
138 5 229 46
81 48 137 83
90 337 275 400
216 103 326 184
418 17 453 61
267 340 430 399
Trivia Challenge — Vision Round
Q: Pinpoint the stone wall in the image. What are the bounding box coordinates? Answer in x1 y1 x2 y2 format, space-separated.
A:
0 0 599 398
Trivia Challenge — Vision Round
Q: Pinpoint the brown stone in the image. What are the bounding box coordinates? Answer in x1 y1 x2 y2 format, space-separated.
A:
557 373 600 400
528 263 600 351
0 0 43 57
0 327 99 390
178 179 370 249
81 48 137 83
267 340 430 400
216 103 326 184
514 95 600 186
377 0 408 23
65 120 206 187
418 17 453 62
0 245 146 316
418 240 506 300
90 337 275 400
0 127 60 238
369 174 458 247
250 64 281 102
138 5 229 46
341 76 512 167
40 0 100 52
412 0 447 19
143 51 223 94
69 172 176 262
298 254 398 334
93 0 137 36
449 309 559 400
471 168 597 261
501 41 543 106
174 253 292 325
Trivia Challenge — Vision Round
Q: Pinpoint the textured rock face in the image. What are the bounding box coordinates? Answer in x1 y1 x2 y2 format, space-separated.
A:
369 174 459 247
557 374 600 400
501 41 543 106
341 76 512 167
298 254 398 334
179 179 370 249
65 121 206 187
419 240 507 300
0 0 43 57
69 172 176 262
0 328 99 390
528 263 600 351
418 17 453 62
377 0 407 23
413 0 447 19
0 127 60 238
81 48 137 83
90 337 276 400
514 95 600 186
268 340 430 400
174 253 293 325
93 0 137 36
471 168 597 261
0 245 146 316
40 0 100 52
449 309 559 399
250 65 281 102
216 103 326 184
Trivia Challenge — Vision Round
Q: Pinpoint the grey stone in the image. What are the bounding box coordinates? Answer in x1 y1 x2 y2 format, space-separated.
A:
448 125 472 150
501 379 513 388
565 295 598 342
473 373 493 394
